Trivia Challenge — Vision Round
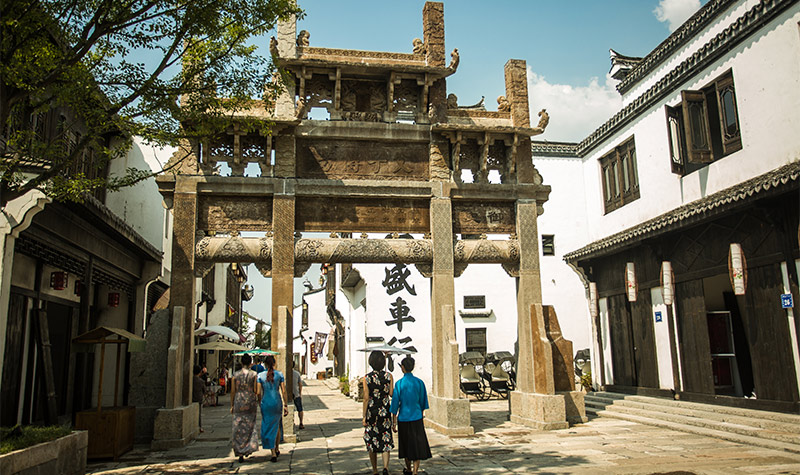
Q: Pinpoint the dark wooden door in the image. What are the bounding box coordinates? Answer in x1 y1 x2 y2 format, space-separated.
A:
1 293 28 425
740 264 799 402
607 293 636 386
630 289 659 388
675 279 714 394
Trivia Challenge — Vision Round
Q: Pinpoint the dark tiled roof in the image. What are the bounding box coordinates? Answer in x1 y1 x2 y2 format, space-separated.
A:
564 160 800 262
577 0 797 156
531 141 579 158
616 0 738 94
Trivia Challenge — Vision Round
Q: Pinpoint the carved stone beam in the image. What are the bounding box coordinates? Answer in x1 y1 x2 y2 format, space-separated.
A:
195 236 521 266
295 238 433 263
454 239 519 264
196 234 273 263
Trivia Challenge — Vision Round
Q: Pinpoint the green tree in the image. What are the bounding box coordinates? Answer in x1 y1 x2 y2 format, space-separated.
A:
1 0 302 205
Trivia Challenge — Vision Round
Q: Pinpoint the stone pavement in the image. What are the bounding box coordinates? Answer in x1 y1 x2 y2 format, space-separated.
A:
87 379 800 475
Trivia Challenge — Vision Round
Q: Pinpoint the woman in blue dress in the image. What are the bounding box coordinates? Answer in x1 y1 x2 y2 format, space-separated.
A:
257 355 289 463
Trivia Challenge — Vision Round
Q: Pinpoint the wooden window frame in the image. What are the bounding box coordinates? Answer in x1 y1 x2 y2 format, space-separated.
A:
600 136 639 214
542 234 555 256
667 69 741 175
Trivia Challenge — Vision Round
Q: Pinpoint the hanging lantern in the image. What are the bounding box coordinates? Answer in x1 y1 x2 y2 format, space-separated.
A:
50 271 68 290
661 261 674 305
108 291 121 307
588 282 598 318
625 262 637 302
728 243 747 295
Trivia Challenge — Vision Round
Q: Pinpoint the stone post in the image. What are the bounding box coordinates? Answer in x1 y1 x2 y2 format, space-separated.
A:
422 2 445 67
504 59 536 184
275 15 297 118
426 183 473 436
510 200 567 430
272 184 296 442
169 175 198 407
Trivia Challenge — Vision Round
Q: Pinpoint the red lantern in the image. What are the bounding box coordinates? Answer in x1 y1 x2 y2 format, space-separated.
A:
108 292 120 307
50 272 68 290
74 280 82 296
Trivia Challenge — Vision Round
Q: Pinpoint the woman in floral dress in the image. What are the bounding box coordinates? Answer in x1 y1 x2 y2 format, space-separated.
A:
362 351 394 475
230 354 261 463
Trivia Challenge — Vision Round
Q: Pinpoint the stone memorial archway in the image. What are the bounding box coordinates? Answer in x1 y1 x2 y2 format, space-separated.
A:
155 2 583 442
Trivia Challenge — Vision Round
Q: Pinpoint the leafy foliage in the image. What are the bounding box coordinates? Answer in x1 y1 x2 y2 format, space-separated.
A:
1 0 302 204
0 424 72 454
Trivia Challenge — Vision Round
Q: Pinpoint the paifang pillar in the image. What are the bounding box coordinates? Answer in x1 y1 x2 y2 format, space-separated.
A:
170 175 198 407
426 184 473 436
510 200 567 430
271 180 296 442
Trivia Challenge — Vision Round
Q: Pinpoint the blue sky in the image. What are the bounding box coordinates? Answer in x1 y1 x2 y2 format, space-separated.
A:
241 0 707 325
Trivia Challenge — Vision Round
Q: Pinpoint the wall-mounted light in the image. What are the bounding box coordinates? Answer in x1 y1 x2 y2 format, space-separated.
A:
661 261 674 305
74 280 82 296
108 292 121 307
50 271 68 290
625 262 637 302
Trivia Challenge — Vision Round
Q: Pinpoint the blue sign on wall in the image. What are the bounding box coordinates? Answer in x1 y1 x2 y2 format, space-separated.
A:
782 293 794 309
655 311 663 323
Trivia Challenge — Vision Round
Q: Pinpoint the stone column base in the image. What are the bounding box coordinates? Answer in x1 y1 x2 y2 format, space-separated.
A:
282 405 296 443
509 391 568 430
425 395 474 436
151 404 198 450
560 390 587 424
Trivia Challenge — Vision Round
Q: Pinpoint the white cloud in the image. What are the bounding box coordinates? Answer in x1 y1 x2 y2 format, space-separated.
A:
527 68 622 143
654 0 701 32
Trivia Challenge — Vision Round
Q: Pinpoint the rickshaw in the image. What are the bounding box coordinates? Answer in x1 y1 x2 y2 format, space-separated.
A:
483 351 516 398
459 351 489 400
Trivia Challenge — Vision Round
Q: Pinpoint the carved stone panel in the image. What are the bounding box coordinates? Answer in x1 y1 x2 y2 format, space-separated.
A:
198 196 273 232
296 197 430 233
297 139 429 180
452 201 516 234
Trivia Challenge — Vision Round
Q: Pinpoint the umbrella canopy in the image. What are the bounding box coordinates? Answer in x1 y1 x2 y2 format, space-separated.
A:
357 343 415 355
195 325 240 342
195 340 248 351
234 348 280 356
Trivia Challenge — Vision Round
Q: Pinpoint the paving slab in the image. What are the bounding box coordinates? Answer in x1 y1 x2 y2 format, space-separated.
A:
87 380 800 475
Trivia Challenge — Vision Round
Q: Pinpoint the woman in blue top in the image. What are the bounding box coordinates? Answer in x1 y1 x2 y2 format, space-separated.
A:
257 355 288 463
390 356 431 475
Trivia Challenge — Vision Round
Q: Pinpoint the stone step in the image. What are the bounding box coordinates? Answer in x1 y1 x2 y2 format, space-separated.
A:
589 391 800 425
585 406 800 454
585 395 800 434
585 400 800 446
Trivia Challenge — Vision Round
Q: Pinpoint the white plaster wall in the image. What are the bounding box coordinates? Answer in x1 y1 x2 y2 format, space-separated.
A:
355 263 433 389
299 288 334 378
579 5 800 246
453 264 517 356
534 156 592 351
105 138 175 253
650 287 675 390
208 263 227 326
338 278 368 379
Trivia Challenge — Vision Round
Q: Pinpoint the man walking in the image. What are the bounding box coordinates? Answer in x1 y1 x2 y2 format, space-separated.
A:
292 361 305 429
